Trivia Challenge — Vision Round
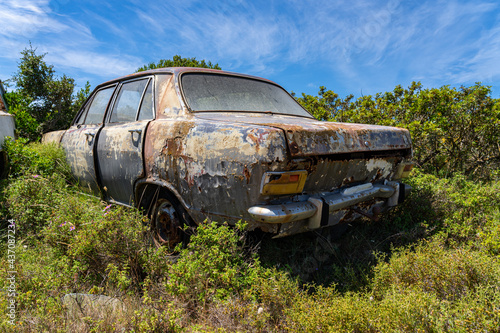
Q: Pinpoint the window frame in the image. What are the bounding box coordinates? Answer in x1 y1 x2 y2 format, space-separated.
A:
137 78 155 121
74 84 118 126
104 77 154 124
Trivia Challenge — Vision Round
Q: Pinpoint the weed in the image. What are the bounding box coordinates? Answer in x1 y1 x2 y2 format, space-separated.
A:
2 142 500 331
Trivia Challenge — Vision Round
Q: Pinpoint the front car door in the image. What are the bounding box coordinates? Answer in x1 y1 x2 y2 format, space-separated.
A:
61 85 116 194
96 77 154 205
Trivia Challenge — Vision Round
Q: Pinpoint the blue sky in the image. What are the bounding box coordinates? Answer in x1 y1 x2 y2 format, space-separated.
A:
1 0 500 98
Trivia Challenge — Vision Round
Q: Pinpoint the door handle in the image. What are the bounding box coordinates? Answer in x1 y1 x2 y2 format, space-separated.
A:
128 129 142 134
84 132 95 137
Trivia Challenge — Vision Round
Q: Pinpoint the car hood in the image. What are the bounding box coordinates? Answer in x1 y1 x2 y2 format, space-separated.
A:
195 112 412 157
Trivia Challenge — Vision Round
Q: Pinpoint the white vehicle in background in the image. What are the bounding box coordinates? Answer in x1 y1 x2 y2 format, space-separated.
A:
0 81 15 177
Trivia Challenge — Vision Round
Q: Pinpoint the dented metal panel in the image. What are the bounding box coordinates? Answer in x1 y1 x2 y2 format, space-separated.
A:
196 113 412 157
97 120 150 204
61 124 101 194
143 116 288 223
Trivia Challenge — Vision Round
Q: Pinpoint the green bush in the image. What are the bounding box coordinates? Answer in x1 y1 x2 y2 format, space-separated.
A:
0 242 72 331
371 239 500 301
285 275 500 332
284 287 442 332
376 168 500 254
166 221 262 306
4 92 40 141
2 138 71 179
65 205 149 291
2 140 74 237
5 173 68 237
2 141 500 331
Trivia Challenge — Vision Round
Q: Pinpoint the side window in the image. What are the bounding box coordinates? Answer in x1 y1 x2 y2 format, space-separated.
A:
109 79 149 123
137 81 153 120
84 87 115 125
74 101 90 125
75 95 96 125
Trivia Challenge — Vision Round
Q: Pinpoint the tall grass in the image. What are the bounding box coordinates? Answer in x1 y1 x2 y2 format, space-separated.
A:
1 141 499 331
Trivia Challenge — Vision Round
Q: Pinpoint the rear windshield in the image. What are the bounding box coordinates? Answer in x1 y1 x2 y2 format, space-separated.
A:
181 73 313 118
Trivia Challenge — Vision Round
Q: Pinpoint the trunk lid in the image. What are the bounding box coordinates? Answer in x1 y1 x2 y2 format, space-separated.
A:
195 113 412 157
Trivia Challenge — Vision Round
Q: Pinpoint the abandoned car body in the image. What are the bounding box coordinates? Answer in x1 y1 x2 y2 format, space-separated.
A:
42 68 413 244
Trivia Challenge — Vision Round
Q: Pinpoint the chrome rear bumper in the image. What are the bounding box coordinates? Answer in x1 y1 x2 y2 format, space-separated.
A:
248 182 411 227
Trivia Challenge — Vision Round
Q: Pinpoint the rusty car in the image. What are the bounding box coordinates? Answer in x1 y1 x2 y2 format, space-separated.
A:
42 67 413 246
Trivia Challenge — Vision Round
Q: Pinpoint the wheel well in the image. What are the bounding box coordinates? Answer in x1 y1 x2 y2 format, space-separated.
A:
135 183 193 225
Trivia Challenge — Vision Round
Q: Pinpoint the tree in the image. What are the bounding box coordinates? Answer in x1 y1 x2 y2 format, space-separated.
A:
8 44 90 140
137 55 221 72
293 87 353 121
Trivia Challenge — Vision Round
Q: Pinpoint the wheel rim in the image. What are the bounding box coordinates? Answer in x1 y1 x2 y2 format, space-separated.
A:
154 200 182 247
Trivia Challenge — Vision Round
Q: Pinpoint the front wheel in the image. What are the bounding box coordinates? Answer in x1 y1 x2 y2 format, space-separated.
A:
151 195 190 249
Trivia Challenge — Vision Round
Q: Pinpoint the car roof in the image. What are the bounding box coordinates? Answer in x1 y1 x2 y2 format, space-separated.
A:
95 67 277 90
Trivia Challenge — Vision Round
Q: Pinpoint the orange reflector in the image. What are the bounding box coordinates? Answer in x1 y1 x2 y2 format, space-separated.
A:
261 171 308 195
394 162 414 179
403 164 413 172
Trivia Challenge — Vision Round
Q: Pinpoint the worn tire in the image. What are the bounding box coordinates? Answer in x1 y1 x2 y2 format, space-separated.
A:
150 194 191 249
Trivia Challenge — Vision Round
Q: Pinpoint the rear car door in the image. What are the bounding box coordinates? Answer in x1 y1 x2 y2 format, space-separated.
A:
96 77 154 205
61 85 116 194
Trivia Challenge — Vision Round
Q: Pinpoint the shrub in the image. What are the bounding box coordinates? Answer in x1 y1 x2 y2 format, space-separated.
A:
371 239 500 301
405 170 500 245
284 278 500 332
65 205 149 291
0 242 72 330
2 138 71 179
5 173 68 237
166 221 262 306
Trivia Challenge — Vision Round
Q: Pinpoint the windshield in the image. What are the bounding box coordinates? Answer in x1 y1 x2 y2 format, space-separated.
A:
181 73 313 118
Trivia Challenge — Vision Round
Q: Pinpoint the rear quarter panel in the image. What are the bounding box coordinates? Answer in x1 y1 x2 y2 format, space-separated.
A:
143 117 288 223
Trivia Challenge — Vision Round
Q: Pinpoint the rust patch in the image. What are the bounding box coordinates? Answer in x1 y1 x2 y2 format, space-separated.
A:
164 138 184 156
289 141 299 154
243 165 251 184
279 204 293 224
374 169 383 181
341 176 355 187
246 131 260 151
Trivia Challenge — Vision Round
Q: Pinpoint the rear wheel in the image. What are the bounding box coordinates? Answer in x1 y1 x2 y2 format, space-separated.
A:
150 195 191 249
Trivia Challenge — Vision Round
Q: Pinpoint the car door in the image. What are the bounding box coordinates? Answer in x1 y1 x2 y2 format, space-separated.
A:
61 85 116 195
96 77 154 205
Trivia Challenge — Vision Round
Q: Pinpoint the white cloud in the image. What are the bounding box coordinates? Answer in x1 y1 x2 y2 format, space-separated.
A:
1 0 500 95
451 25 500 84
302 0 500 93
0 0 141 83
133 2 288 73
44 49 140 78
388 1 499 87
0 0 67 37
